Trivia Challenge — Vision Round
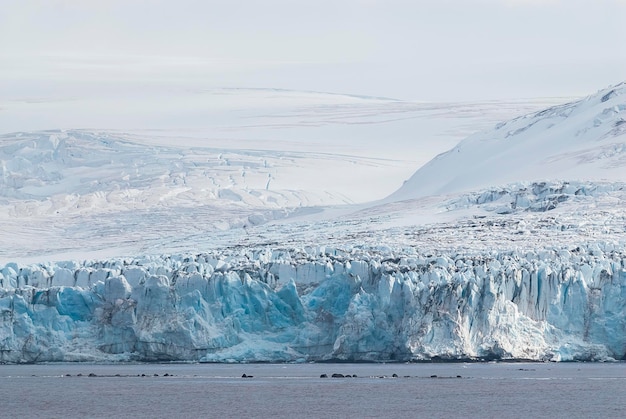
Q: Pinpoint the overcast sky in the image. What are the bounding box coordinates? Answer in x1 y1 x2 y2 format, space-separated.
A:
1 0 625 100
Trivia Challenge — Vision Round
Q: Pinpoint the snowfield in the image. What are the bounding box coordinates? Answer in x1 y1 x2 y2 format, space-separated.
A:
0 84 625 362
0 89 563 261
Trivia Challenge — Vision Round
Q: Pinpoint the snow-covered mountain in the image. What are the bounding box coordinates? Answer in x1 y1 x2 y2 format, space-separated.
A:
389 82 626 201
1 85 625 363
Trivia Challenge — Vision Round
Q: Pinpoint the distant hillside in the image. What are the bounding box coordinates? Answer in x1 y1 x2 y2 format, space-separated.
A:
389 82 626 201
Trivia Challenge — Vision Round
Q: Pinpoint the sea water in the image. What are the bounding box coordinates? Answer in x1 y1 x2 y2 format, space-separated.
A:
0 362 623 418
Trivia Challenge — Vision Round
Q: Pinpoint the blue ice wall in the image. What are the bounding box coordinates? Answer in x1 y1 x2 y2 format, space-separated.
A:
0 245 624 362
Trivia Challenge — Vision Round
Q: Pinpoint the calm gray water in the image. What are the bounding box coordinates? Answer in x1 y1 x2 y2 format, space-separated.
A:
0 362 624 418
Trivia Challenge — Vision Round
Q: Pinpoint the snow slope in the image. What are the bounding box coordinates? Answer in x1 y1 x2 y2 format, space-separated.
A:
389 82 626 201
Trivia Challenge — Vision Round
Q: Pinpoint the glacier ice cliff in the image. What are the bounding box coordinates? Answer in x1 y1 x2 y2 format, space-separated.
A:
0 244 624 363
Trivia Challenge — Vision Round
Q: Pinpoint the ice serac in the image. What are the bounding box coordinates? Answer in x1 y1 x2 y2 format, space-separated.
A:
1 245 624 363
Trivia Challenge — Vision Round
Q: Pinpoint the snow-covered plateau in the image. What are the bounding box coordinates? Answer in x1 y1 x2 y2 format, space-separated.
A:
1 84 625 363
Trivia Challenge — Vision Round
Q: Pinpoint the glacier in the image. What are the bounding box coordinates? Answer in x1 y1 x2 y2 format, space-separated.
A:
2 83 626 364
1 243 624 363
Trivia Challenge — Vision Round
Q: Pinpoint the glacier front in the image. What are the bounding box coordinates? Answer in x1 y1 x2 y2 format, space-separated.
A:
1 243 624 363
